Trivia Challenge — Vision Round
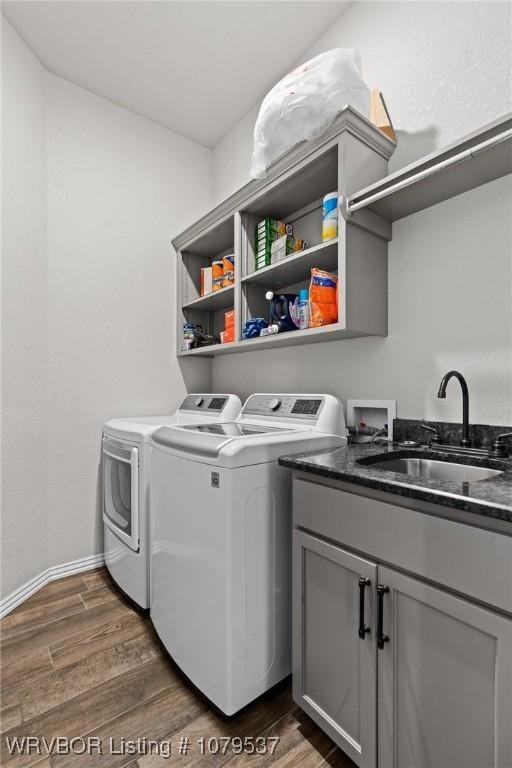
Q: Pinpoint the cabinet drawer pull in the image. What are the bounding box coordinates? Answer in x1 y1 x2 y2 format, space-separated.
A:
377 584 390 649
358 577 371 639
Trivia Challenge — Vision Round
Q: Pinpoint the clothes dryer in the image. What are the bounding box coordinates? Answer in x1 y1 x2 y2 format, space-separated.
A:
102 394 241 608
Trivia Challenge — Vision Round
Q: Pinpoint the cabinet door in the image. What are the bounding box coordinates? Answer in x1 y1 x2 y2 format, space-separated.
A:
377 566 512 768
293 530 377 768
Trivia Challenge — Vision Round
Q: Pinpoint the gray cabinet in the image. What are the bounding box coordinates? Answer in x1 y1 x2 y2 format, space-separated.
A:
378 566 512 768
292 477 512 768
293 530 377 768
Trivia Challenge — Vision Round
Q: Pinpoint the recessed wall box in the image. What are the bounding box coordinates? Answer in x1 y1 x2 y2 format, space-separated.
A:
347 399 397 442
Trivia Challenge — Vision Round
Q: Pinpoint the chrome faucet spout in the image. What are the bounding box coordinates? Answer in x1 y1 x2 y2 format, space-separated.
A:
437 370 471 447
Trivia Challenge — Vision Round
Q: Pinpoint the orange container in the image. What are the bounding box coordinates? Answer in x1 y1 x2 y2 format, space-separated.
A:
222 255 235 287
223 326 235 343
224 309 235 328
212 260 224 292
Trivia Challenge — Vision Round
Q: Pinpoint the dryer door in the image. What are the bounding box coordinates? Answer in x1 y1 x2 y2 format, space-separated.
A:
102 437 139 551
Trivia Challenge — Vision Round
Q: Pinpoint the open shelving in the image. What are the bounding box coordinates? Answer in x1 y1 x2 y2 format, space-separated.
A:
173 107 396 357
173 107 511 358
175 322 369 357
182 284 235 312
242 239 338 289
178 212 237 348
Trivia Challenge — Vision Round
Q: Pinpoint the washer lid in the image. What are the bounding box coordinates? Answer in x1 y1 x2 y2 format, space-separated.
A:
151 426 345 467
180 422 287 437
151 422 293 457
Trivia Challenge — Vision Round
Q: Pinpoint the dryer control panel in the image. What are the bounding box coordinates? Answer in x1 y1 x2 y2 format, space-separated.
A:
179 394 241 414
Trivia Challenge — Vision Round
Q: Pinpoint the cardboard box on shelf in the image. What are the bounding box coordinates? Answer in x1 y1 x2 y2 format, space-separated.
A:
223 325 235 343
271 234 295 257
224 309 235 328
255 219 293 258
200 267 213 296
256 218 292 237
270 235 310 263
255 253 272 270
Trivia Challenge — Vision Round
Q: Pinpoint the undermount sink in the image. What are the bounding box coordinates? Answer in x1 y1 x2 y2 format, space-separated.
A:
360 456 503 483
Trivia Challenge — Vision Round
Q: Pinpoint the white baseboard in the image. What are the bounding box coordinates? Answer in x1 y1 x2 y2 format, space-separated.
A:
0 553 105 619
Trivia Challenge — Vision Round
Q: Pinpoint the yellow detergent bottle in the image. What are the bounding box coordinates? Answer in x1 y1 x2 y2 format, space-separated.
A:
322 191 338 241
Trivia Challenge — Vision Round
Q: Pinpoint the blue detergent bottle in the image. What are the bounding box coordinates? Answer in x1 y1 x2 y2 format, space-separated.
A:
298 288 309 330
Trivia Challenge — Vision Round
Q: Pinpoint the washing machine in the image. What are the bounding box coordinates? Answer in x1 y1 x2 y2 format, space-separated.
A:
150 393 346 714
101 394 241 609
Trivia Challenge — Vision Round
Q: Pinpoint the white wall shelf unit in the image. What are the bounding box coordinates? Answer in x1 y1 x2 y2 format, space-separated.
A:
174 107 396 357
346 112 512 222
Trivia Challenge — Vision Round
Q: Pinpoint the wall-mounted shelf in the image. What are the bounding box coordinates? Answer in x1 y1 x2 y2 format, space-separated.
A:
242 239 338 289
182 284 234 312
179 322 369 357
174 107 396 357
347 112 512 221
174 110 511 357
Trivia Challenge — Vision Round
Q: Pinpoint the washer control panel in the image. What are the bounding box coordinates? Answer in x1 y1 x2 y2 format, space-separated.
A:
291 398 323 416
180 394 228 412
242 394 324 421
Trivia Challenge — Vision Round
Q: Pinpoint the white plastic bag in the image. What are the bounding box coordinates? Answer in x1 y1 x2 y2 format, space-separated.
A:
250 49 370 179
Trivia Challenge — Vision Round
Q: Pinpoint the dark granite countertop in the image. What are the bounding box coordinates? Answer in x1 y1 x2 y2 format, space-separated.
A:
279 442 512 524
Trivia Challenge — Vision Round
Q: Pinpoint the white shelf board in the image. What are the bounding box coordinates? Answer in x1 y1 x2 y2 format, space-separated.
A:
242 239 338 289
182 284 234 313
348 112 512 221
178 322 372 357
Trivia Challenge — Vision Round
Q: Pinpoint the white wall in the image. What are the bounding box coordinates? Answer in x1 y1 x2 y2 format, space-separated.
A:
1 20 49 598
211 1 512 427
45 75 213 568
213 176 512 425
213 1 512 202
1 20 213 599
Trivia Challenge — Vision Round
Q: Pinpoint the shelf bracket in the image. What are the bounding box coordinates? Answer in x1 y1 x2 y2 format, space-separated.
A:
339 195 352 221
339 196 393 241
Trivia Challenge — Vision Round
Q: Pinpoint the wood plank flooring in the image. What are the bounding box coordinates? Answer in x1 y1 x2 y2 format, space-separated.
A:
1 569 355 768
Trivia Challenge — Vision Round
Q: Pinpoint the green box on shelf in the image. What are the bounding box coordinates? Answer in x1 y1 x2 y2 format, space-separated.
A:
255 254 272 270
255 218 293 254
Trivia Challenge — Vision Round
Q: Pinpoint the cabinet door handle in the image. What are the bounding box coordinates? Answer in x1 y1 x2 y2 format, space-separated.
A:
377 584 390 649
358 577 371 638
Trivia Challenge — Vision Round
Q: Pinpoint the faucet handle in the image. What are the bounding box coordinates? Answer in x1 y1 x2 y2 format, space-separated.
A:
490 432 512 457
420 424 440 445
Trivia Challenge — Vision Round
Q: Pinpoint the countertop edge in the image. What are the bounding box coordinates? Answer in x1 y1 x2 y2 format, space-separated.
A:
278 456 512 523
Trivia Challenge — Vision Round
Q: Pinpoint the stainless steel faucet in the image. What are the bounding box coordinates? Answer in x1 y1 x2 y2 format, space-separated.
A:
420 423 440 446
490 431 512 457
437 370 471 447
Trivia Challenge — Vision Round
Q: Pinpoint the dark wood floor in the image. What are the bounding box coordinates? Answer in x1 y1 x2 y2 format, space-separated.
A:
1 569 355 768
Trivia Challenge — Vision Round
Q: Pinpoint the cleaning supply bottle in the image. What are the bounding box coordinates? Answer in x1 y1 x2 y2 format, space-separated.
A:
298 288 309 330
322 191 338 241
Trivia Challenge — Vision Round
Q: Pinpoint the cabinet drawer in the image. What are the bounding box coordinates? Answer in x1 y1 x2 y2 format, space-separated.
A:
293 477 512 614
